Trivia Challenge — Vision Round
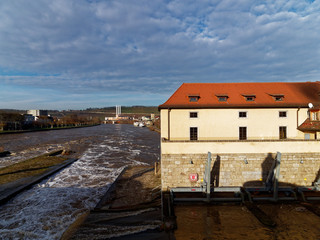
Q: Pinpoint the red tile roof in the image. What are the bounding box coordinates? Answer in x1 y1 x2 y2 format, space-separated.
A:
159 82 320 109
298 119 320 132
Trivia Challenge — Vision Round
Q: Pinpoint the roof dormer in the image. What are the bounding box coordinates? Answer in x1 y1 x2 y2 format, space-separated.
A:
188 94 200 102
309 108 320 121
215 94 229 102
269 94 284 101
242 94 256 102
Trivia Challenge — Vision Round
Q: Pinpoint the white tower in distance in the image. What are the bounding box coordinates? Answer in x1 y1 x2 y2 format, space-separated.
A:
116 105 121 118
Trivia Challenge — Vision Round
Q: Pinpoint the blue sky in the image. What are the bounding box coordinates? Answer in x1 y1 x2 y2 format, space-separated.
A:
0 0 320 110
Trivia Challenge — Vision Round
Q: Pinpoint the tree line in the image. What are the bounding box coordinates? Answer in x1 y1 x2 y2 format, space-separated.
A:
0 112 101 131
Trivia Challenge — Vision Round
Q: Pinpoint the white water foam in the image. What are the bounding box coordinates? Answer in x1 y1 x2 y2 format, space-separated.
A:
0 135 148 240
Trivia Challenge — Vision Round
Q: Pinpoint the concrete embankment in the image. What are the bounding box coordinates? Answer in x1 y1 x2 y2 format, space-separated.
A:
148 125 160 134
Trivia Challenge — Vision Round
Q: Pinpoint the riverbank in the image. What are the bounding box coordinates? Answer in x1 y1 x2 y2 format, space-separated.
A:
148 125 160 134
0 124 100 135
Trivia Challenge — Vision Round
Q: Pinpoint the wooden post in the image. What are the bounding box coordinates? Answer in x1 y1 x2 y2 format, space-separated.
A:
155 162 160 176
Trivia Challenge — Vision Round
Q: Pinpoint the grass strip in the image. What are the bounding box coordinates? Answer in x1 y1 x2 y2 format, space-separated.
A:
0 154 68 185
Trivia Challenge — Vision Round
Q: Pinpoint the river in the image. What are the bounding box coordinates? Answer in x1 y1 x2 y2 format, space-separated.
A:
0 124 160 239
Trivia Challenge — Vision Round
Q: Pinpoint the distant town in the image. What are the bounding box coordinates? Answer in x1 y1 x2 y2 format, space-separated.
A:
0 106 159 132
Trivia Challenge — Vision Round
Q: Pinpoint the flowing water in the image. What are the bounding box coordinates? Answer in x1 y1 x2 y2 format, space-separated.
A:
0 124 160 239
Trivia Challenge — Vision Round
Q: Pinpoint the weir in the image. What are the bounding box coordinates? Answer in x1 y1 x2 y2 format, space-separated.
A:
245 152 297 202
166 151 306 203
297 171 320 201
169 152 244 203
162 151 320 229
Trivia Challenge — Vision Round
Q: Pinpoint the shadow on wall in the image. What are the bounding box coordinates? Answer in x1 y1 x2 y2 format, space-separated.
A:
314 169 320 183
242 153 298 188
261 153 274 183
208 152 319 189
211 155 220 187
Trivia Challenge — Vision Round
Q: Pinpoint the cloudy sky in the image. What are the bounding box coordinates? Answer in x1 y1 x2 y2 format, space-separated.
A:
0 0 319 110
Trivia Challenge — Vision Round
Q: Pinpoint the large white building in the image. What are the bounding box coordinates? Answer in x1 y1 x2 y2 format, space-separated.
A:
159 82 320 190
27 110 48 117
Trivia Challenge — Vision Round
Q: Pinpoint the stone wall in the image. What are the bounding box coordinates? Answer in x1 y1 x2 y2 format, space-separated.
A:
161 152 320 191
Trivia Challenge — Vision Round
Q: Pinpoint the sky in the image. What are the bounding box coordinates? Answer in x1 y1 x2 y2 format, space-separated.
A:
0 0 320 110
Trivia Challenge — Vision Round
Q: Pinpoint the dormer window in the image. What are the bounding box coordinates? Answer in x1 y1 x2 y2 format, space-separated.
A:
216 95 228 102
270 94 284 101
310 109 320 121
312 112 318 121
188 94 200 102
242 94 256 102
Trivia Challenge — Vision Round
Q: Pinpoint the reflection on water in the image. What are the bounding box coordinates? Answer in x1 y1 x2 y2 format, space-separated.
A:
174 205 271 240
174 204 320 240
0 124 160 239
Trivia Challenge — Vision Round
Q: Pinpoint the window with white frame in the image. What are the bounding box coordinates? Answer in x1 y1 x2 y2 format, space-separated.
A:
312 112 319 121
190 112 198 118
279 111 287 118
239 127 247 140
239 111 247 118
279 126 287 139
190 127 198 140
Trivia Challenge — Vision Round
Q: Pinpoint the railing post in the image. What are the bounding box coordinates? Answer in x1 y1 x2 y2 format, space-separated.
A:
273 152 281 201
206 152 212 202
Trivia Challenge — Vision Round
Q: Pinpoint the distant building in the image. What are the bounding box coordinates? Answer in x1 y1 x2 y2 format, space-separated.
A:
141 116 151 121
105 116 129 121
23 114 35 124
104 105 130 122
27 110 48 117
116 105 121 118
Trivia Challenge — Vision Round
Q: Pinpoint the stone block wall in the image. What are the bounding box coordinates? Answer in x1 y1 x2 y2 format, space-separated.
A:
161 152 320 191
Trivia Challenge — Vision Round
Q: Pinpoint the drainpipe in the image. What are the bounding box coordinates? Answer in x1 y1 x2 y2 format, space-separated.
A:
296 107 300 128
168 108 171 141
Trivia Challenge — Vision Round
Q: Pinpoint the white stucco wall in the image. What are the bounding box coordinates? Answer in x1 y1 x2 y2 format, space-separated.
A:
161 108 309 141
161 140 320 154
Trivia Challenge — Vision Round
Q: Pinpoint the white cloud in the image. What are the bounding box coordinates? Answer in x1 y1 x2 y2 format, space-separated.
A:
0 0 320 109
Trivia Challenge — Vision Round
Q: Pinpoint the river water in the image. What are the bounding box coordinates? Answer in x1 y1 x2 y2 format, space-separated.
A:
0 124 160 239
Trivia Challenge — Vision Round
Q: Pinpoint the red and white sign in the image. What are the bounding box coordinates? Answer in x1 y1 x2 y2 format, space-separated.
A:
189 173 198 182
